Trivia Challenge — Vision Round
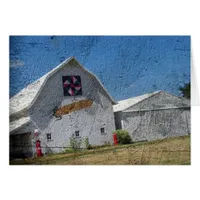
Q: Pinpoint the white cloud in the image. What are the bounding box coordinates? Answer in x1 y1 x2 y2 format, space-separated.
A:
129 83 135 88
10 60 24 67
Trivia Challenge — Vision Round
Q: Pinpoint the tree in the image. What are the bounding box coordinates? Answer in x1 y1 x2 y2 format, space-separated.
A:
179 82 190 99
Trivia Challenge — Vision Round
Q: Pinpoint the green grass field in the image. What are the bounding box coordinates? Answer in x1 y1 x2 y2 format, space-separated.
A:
10 135 190 165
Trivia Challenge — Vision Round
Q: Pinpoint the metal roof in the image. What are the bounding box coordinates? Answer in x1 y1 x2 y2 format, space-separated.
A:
113 90 190 112
10 116 31 134
113 91 162 112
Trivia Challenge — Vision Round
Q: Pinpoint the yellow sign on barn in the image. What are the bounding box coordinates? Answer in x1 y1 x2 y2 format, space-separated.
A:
55 99 93 117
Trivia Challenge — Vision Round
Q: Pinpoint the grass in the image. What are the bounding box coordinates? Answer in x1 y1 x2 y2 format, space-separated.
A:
10 135 190 165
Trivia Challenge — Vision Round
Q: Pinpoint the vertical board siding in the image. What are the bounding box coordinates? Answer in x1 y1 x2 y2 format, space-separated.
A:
122 108 190 142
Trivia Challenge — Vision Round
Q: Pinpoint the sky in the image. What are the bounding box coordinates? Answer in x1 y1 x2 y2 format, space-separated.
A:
9 36 190 101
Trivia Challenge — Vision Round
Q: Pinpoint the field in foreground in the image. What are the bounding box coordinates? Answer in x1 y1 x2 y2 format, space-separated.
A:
10 135 190 165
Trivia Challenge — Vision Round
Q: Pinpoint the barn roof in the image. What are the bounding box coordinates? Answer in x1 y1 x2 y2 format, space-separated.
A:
10 57 116 116
9 116 37 135
113 91 161 112
113 90 190 112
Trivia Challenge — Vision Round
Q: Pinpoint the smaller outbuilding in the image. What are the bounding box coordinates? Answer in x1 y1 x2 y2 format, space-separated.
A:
113 91 190 142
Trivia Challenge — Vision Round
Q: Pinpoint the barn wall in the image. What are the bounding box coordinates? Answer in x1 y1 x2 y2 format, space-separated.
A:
122 108 190 142
36 89 115 154
29 60 115 153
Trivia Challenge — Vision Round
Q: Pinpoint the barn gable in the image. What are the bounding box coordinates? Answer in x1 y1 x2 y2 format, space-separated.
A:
28 58 116 131
10 57 116 118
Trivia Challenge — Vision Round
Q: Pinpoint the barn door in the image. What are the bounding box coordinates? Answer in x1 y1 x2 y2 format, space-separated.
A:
10 132 32 159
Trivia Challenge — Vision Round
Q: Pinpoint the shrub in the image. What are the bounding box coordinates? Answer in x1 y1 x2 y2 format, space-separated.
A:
69 135 82 150
84 137 92 150
113 129 132 144
65 148 75 153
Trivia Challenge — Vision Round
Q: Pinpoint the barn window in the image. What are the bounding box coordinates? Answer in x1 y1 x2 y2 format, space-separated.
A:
75 131 80 137
100 127 106 135
62 76 82 96
47 133 51 141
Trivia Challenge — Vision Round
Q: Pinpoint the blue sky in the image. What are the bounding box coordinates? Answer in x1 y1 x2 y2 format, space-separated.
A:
9 36 190 101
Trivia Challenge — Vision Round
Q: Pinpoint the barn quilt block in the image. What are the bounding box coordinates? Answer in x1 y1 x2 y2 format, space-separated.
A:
62 76 82 96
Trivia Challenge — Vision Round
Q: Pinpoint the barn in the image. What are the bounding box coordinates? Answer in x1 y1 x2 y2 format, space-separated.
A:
113 91 190 142
10 57 116 158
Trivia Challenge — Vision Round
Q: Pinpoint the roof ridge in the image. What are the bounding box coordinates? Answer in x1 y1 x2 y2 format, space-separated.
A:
118 90 161 103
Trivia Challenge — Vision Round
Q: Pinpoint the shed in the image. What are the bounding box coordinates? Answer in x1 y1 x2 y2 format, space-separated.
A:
113 91 190 142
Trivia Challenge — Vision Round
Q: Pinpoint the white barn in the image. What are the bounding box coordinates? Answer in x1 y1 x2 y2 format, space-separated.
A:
113 91 190 142
10 57 116 158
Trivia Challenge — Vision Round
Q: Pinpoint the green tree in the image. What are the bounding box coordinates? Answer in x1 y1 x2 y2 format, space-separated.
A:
179 82 190 99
